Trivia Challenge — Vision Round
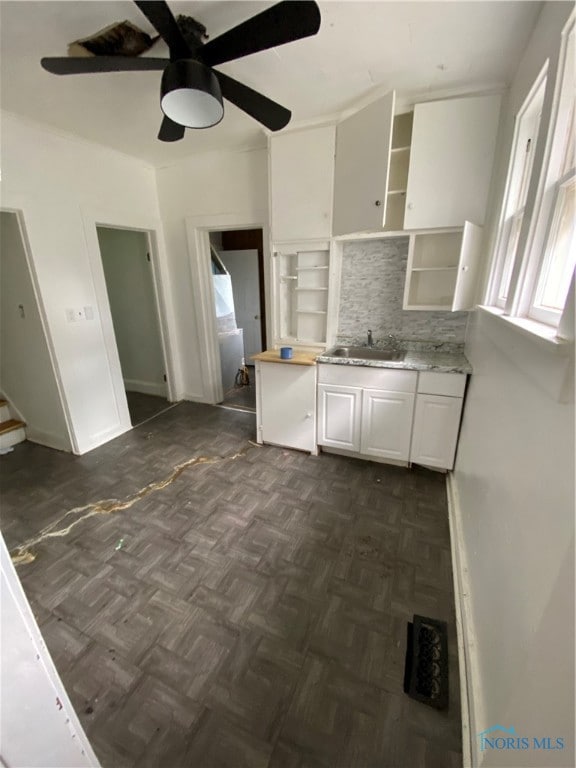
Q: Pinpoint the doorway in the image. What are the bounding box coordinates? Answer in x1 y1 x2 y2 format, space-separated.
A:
0 210 71 451
97 226 170 427
209 228 265 412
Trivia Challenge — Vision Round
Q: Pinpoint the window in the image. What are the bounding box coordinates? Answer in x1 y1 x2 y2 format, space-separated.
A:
528 23 575 325
486 10 575 336
490 71 547 308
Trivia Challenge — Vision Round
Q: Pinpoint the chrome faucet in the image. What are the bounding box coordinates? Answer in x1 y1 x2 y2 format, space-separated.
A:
367 329 373 347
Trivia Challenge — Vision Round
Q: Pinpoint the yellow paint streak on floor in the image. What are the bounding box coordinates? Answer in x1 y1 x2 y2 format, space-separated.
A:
11 448 249 566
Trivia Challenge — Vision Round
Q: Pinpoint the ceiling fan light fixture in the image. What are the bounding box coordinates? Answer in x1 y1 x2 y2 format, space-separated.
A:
160 59 223 128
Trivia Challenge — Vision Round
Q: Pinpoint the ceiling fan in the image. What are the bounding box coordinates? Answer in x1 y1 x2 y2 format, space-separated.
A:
40 0 321 142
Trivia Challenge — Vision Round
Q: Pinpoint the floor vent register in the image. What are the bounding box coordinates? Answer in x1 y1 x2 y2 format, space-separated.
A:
403 614 449 710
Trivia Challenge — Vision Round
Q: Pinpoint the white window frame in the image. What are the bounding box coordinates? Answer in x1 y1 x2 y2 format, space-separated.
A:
525 16 575 326
485 10 576 342
487 68 547 309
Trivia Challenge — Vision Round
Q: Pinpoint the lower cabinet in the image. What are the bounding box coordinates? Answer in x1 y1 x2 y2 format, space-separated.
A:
256 361 317 453
409 372 467 470
361 388 415 461
318 366 467 470
317 365 417 462
317 385 361 452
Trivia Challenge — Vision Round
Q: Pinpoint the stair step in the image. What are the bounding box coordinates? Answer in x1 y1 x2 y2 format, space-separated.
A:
0 419 26 435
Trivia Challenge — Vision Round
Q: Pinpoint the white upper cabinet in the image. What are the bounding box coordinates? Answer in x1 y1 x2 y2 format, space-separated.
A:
403 221 483 311
270 125 336 242
404 94 501 229
333 91 410 236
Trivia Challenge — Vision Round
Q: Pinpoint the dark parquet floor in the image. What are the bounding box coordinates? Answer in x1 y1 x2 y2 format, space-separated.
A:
222 366 256 412
0 402 462 768
126 392 174 426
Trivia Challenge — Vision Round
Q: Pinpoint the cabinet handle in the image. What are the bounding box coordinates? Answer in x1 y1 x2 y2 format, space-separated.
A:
461 266 469 272
374 200 382 207
305 412 312 419
407 202 414 210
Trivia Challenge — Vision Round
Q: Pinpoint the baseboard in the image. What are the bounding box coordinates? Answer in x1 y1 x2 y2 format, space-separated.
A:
446 473 483 768
124 379 167 397
74 423 130 455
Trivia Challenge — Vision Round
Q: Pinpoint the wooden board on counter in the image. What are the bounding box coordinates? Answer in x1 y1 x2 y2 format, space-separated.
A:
252 350 318 366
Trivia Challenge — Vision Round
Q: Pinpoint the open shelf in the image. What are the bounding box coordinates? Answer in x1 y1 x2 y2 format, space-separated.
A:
411 231 462 269
277 246 330 344
383 111 413 232
391 111 413 150
403 223 482 312
405 268 458 308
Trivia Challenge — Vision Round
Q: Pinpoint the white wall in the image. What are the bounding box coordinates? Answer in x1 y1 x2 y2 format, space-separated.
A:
155 146 268 400
454 4 575 765
0 113 178 454
97 227 167 398
0 534 100 766
0 211 70 451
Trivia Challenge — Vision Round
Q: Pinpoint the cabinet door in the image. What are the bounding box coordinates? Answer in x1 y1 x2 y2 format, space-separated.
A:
317 384 362 451
360 389 415 461
451 221 483 310
258 363 316 452
410 394 463 470
270 125 336 241
404 94 501 229
332 91 395 236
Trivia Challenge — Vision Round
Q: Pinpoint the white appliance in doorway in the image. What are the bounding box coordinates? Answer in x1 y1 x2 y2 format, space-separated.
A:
218 249 263 360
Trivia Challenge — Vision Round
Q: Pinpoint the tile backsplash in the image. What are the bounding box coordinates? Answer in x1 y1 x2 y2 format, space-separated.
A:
337 238 469 345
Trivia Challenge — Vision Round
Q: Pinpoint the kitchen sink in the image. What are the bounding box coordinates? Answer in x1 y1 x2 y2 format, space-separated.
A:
324 346 405 362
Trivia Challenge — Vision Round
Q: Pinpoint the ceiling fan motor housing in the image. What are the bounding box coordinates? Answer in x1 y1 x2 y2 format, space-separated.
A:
160 59 223 128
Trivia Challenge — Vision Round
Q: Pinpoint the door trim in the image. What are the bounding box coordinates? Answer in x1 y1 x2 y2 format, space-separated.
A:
82 208 179 433
0 206 75 452
185 212 270 404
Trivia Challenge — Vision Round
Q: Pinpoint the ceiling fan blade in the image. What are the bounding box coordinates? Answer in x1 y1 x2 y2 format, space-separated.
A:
215 71 291 132
201 1 321 67
134 1 191 60
158 116 185 142
41 56 167 75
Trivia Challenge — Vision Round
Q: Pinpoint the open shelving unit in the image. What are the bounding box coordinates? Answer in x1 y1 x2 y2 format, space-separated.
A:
276 247 331 344
385 111 413 231
403 224 483 311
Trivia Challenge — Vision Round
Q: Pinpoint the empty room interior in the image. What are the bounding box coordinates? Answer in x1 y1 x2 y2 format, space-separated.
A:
0 2 574 767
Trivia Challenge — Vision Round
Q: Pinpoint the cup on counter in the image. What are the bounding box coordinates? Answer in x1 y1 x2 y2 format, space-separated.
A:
280 346 293 359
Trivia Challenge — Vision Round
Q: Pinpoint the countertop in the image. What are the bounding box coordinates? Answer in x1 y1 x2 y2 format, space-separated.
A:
315 349 472 374
252 350 318 366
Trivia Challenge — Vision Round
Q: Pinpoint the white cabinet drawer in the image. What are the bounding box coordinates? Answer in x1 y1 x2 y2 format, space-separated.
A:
318 364 417 392
417 371 466 397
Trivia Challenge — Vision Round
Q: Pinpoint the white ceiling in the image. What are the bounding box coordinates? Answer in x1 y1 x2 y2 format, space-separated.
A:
0 1 541 167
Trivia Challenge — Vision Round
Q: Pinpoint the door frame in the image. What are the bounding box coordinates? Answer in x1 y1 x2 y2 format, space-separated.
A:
0 206 75 451
82 209 179 432
185 212 270 404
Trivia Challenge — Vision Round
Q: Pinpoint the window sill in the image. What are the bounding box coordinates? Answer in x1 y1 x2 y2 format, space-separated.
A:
478 305 574 354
